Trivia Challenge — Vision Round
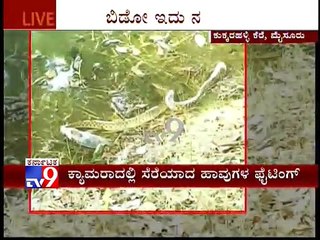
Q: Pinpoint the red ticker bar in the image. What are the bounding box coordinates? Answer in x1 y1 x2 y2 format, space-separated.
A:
210 31 318 44
4 164 318 189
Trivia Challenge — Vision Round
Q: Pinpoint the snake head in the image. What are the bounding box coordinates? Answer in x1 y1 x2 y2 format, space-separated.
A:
215 62 227 72
165 90 177 110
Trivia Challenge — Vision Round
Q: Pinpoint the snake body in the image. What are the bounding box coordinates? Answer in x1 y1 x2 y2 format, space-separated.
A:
67 62 227 132
69 104 168 132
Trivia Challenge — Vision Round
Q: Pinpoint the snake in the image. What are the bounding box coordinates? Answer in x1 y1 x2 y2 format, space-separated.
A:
66 62 227 132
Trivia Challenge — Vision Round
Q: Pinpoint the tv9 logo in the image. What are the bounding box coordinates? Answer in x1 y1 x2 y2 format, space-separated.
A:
25 158 59 189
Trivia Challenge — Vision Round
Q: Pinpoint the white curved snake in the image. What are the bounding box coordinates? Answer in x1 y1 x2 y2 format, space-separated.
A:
165 62 227 110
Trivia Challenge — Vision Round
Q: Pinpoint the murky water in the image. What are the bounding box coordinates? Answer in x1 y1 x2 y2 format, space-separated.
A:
4 31 29 163
31 31 244 162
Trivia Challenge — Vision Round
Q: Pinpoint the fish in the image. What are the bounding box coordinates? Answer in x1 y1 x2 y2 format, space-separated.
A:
60 125 112 149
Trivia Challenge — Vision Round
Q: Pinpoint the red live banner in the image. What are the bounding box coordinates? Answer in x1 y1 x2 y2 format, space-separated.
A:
4 164 318 188
210 31 318 44
3 0 56 29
